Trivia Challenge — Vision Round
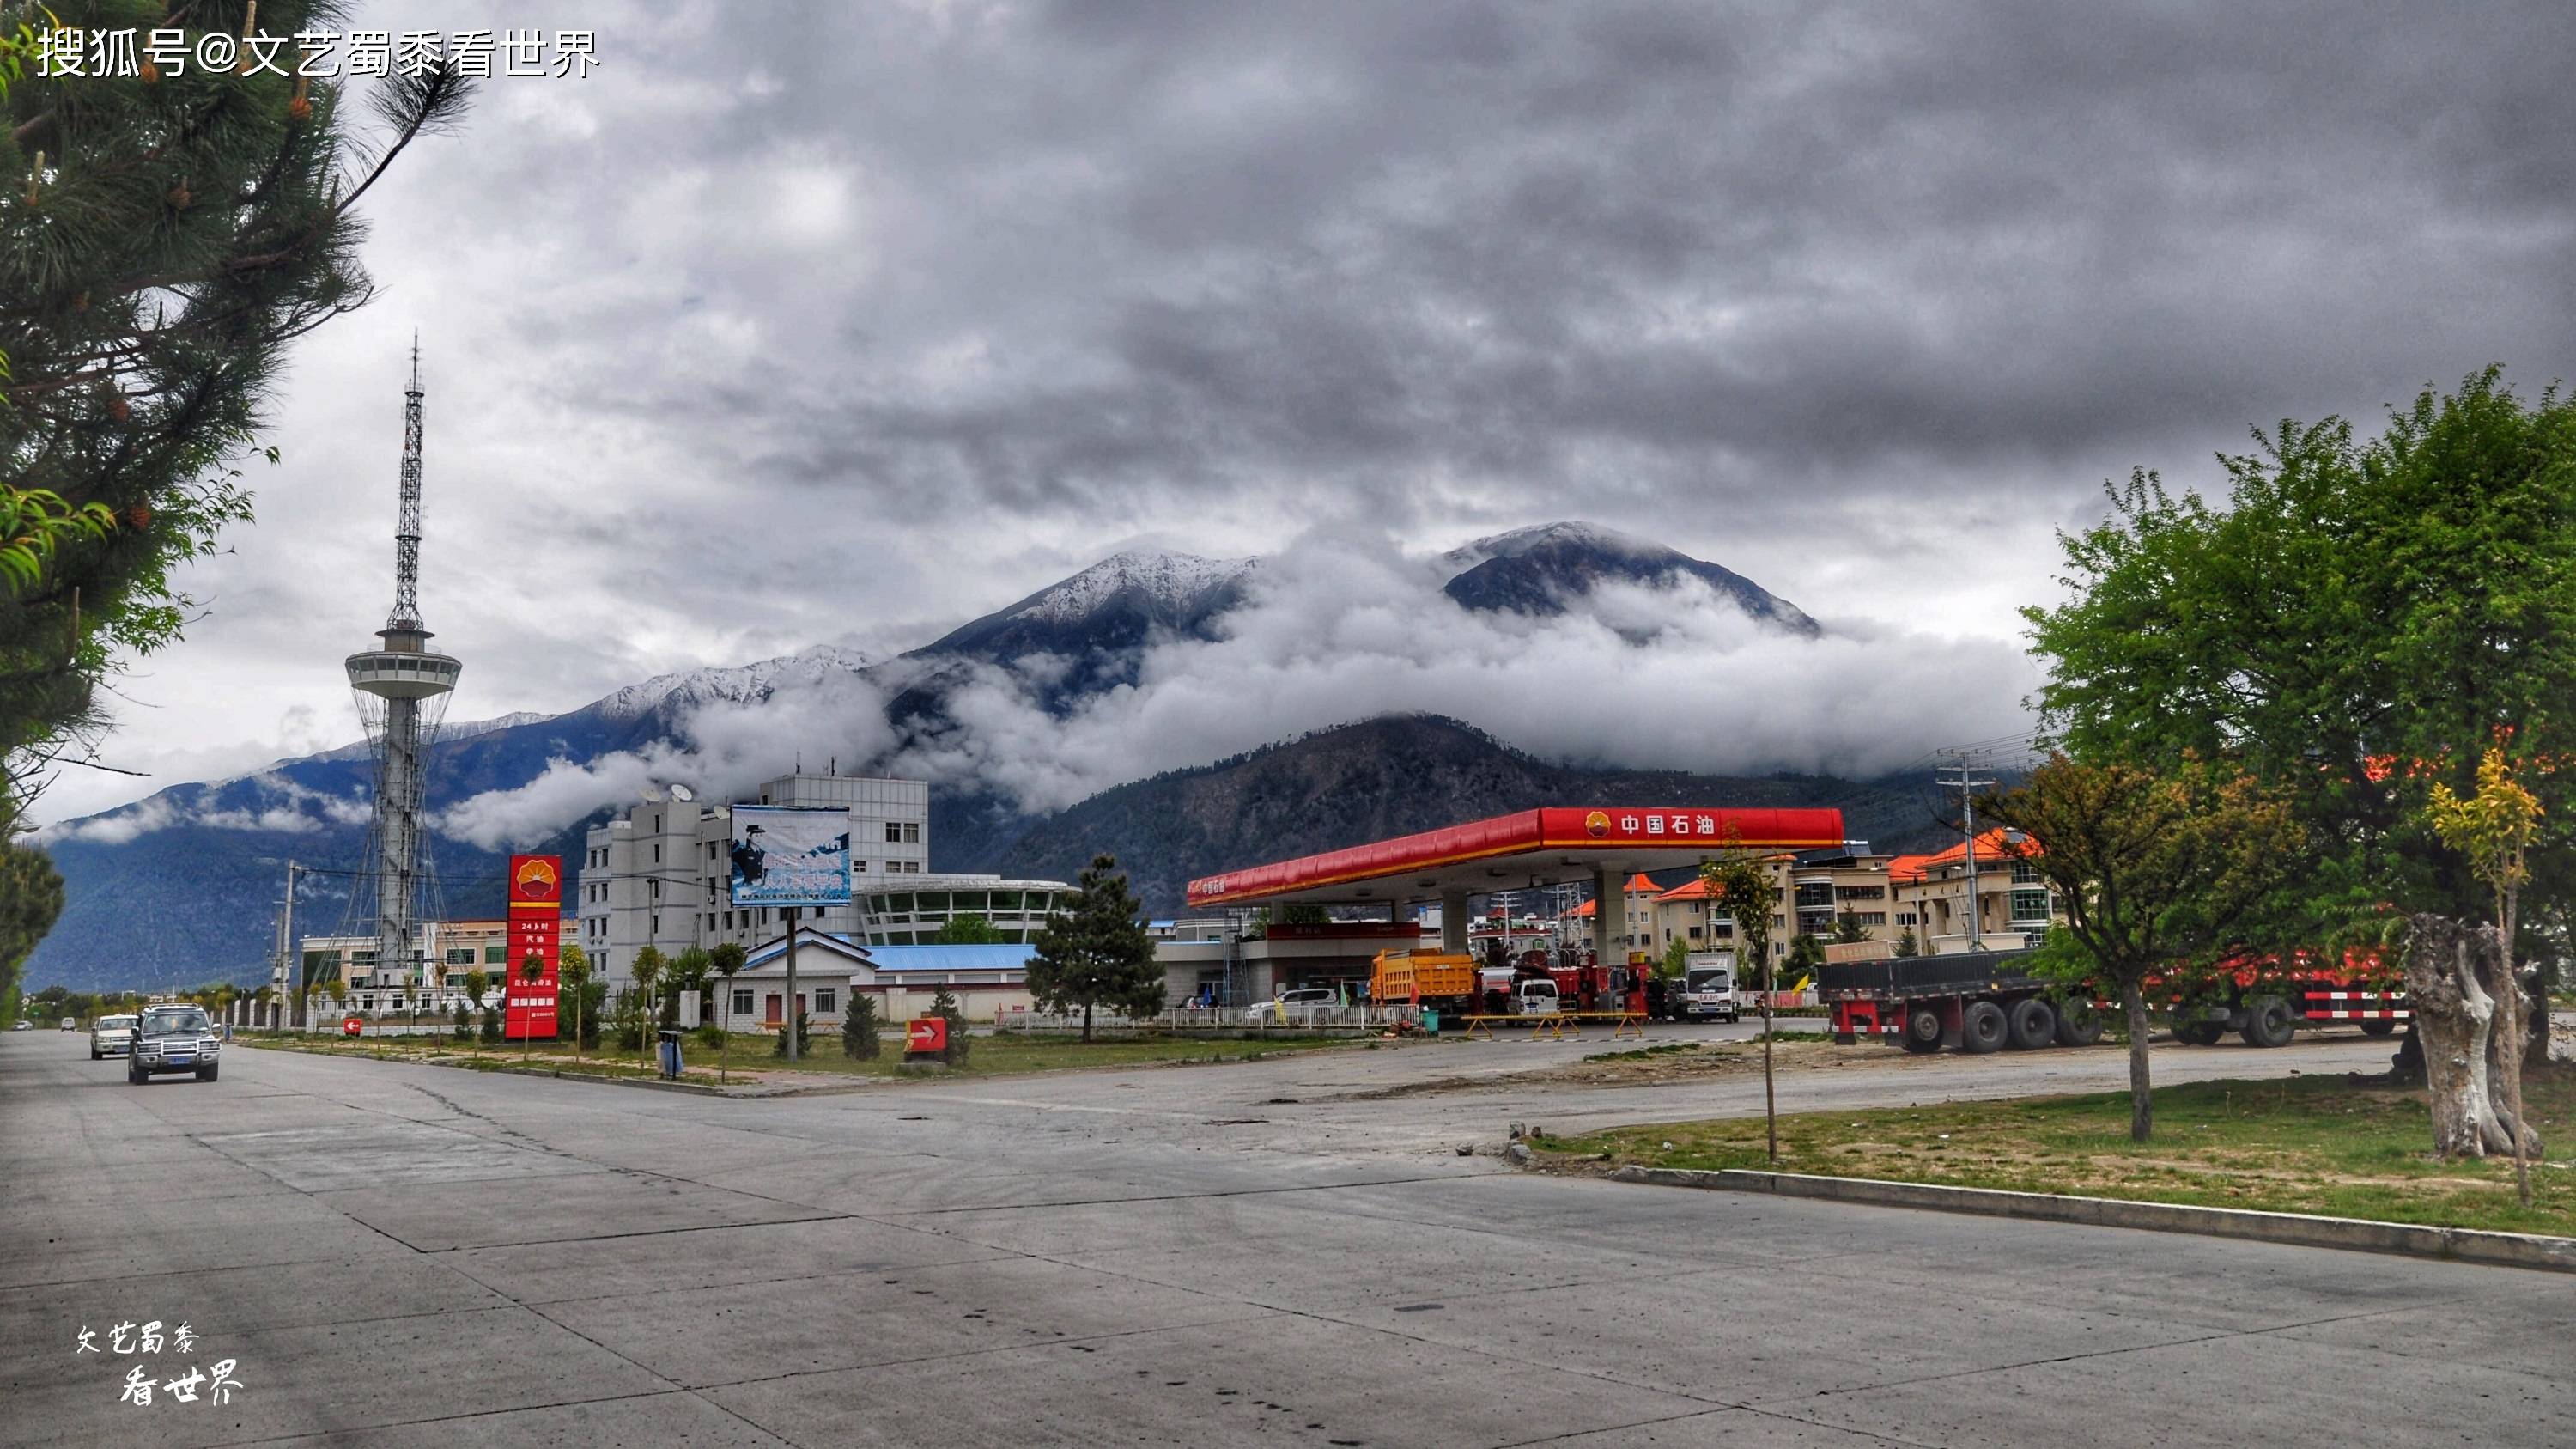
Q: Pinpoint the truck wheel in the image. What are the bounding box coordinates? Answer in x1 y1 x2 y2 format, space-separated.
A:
2005 998 2057 1050
1900 1006 1944 1053
2054 999 2105 1046
1960 1002 2008 1054
90 1046 100 1060
125 1059 144 1085
2172 1021 2224 1046
2359 1020 2397 1038
2239 995 2297 1049
197 1063 218 1081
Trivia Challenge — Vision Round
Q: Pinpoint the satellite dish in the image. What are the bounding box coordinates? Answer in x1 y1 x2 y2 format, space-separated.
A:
669 783 696 802
640 786 666 803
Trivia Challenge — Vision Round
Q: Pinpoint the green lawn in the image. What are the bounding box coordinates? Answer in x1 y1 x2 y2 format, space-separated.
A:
1541 1068 2576 1238
241 1029 1358 1082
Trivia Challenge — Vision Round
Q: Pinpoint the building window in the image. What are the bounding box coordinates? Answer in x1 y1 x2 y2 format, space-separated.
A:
815 988 838 1014
2012 861 2041 886
732 989 754 1016
1845 911 1887 928
1896 912 1917 926
885 821 903 843
446 947 474 965
652 844 661 864
651 916 660 935
1835 885 1886 902
1793 883 1834 910
2010 889 2051 924
484 945 506 964
902 822 920 843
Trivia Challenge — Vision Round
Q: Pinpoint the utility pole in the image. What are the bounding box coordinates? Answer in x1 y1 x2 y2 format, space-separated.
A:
283 860 301 1029
781 906 799 1062
1935 756 1996 951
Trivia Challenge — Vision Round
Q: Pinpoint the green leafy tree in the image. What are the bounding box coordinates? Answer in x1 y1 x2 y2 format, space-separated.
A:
932 912 1005 944
1656 936 1689 981
708 941 744 1081
841 992 880 1061
1981 755 2304 1142
459 968 489 1052
629 946 667 1067
1893 928 1921 959
557 944 591 1056
665 946 709 1030
769 1009 811 1059
1784 934 1826 982
450 1001 471 1043
1024 854 1160 1042
478 1000 504 1046
610 987 647 1053
0 839 62 1006
0 4 471 848
2024 371 2576 990
927 983 967 1065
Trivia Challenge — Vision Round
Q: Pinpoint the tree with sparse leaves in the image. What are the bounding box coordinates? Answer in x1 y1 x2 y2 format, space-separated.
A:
1981 755 2303 1143
1024 854 1160 1042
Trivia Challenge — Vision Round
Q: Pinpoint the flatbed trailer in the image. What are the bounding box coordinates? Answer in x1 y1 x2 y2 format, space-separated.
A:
1820 952 2105 1054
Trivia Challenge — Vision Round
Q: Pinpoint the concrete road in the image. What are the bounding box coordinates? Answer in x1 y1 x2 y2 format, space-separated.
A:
3 1029 2567 1447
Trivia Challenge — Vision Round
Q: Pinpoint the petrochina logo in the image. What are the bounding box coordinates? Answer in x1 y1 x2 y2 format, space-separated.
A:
513 857 560 900
1583 811 1611 838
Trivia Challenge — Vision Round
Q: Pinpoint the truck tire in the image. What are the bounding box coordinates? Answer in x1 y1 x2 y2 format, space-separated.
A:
2005 998 2057 1050
2240 995 2297 1049
2054 999 2105 1047
1901 1006 1944 1053
1960 1001 2008 1054
197 1062 218 1081
2172 1020 2225 1047
2359 1019 2397 1038
126 1058 144 1085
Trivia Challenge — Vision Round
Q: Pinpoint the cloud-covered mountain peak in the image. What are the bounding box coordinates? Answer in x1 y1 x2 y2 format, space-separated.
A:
591 642 874 721
1440 520 1821 636
1009 548 1256 625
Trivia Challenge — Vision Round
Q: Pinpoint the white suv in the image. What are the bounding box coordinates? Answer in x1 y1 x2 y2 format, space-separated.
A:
1243 988 1338 1024
128 1006 222 1084
89 1014 137 1060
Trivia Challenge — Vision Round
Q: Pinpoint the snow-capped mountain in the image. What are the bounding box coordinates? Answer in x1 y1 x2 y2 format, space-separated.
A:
587 644 876 721
23 525 1820 992
1442 521 1821 636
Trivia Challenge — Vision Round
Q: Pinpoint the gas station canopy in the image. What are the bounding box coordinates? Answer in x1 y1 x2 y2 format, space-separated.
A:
1185 807 1847 909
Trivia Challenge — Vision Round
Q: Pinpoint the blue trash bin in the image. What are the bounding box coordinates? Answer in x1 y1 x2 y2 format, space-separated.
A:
656 1029 683 1079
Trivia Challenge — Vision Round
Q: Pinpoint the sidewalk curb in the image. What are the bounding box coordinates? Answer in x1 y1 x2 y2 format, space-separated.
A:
1606 1166 2576 1275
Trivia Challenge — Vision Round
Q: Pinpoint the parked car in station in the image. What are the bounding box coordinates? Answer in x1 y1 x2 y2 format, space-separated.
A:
1242 987 1339 1025
127 1006 222 1084
90 1014 137 1060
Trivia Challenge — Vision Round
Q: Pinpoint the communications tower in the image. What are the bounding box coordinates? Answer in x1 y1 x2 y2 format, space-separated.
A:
344 341 460 995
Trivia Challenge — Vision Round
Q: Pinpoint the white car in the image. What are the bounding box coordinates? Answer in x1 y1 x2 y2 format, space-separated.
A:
90 1014 137 1059
1242 988 1338 1024
127 1005 222 1084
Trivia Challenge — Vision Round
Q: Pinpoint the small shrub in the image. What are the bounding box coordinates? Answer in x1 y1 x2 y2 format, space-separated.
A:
692 1023 726 1051
478 1004 503 1045
843 995 881 1059
770 1010 813 1057
450 1004 472 1043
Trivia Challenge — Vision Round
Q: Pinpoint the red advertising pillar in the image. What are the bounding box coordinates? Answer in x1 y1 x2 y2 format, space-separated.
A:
506 855 562 1041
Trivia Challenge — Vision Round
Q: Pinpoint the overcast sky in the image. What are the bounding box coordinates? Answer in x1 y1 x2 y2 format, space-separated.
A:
44 0 2576 825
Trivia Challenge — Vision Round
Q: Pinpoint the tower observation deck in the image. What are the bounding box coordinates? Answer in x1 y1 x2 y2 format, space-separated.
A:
344 341 459 995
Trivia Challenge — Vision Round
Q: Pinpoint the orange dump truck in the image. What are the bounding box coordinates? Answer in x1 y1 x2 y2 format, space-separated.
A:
1370 949 1481 1010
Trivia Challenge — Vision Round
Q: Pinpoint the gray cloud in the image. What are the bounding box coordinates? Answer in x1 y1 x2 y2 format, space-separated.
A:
43 0 2576 824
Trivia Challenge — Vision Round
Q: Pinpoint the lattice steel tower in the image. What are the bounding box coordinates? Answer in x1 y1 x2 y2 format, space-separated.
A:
344 340 460 994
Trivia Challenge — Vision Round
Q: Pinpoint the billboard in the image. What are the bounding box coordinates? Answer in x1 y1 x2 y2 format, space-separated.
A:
505 854 562 1041
727 806 852 907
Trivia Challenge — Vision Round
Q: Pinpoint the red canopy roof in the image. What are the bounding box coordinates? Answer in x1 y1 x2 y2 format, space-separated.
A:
1186 807 1845 909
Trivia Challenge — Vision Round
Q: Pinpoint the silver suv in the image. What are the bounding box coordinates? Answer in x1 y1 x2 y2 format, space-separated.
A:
127 1007 222 1084
89 1014 137 1060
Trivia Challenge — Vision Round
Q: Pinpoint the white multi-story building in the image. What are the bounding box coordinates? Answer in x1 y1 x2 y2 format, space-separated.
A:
576 771 929 989
574 770 1075 990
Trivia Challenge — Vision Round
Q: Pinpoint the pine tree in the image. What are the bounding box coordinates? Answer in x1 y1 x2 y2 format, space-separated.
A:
1024 854 1161 1042
841 993 879 1060
0 6 471 835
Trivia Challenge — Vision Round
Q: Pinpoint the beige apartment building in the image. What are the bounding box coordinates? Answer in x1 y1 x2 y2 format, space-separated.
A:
1886 829 2062 954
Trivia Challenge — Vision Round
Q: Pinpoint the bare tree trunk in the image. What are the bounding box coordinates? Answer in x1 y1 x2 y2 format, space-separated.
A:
2488 892 2540 1202
2122 981 2153 1143
2403 914 2524 1159
1083 998 1093 1044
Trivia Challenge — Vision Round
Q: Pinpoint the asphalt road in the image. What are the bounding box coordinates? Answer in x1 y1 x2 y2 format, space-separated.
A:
3 1027 2569 1447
